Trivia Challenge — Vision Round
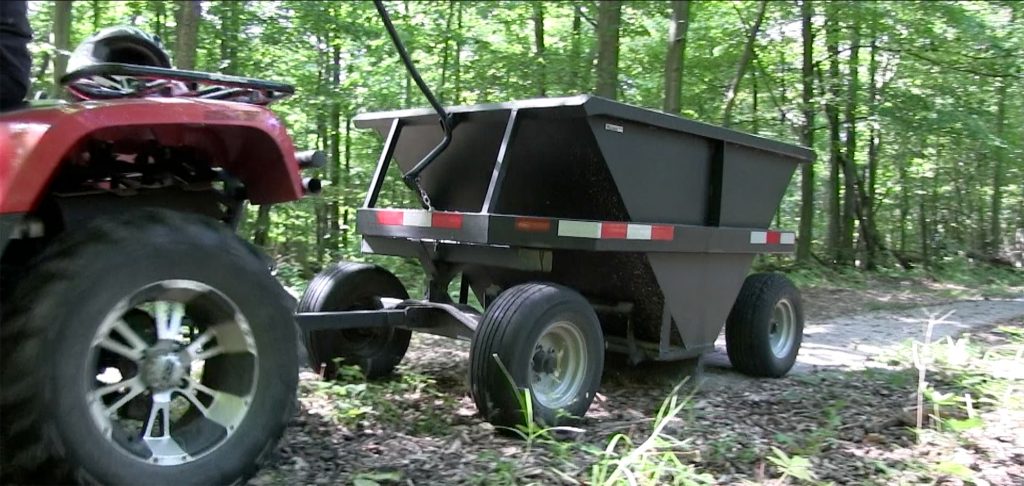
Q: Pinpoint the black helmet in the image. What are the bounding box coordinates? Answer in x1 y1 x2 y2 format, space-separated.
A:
67 26 171 72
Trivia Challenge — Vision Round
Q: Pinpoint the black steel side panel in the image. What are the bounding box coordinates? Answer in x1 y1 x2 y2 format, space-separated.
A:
373 110 510 212
587 116 712 225
719 144 799 227
493 114 629 221
647 252 754 346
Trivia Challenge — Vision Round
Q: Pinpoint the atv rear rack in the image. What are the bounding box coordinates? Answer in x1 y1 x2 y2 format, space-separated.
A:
60 63 294 105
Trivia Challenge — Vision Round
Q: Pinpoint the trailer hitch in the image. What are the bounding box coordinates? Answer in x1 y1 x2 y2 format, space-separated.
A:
374 0 455 210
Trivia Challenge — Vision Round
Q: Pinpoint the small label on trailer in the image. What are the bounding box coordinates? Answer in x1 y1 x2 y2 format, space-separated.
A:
604 123 624 133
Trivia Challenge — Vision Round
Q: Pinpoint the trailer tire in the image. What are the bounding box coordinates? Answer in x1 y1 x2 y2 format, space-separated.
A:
725 273 803 378
0 209 297 486
299 262 410 379
470 283 604 429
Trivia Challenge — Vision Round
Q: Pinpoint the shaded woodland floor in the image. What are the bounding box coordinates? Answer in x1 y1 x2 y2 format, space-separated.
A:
255 277 1024 486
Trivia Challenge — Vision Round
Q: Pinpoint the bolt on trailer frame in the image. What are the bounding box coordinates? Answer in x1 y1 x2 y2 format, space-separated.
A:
294 94 813 364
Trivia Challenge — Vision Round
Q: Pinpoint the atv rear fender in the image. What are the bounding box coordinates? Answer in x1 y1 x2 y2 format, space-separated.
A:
0 98 304 214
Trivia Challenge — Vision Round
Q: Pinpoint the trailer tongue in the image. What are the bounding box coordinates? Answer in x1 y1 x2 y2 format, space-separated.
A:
297 94 813 428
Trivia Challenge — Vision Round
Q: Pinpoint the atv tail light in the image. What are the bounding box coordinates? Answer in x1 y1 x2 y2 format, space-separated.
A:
0 123 50 173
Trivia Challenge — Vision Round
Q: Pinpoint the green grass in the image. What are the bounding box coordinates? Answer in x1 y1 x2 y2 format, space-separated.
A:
308 364 455 436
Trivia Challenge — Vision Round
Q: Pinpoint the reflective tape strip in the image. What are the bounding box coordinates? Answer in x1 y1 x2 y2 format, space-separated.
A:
600 222 628 239
558 220 602 238
403 211 432 227
376 211 404 225
431 212 463 229
626 224 652 240
650 225 675 241
751 230 795 245
376 210 462 229
557 220 675 241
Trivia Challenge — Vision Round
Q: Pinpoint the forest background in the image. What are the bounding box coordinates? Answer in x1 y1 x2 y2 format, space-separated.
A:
26 0 1024 289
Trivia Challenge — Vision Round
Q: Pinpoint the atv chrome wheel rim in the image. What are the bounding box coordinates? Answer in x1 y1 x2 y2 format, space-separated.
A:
531 320 587 410
769 298 797 359
87 280 257 466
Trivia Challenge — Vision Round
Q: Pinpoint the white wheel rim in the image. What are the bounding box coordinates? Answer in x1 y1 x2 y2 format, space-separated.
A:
86 280 257 466
768 298 797 359
530 320 588 410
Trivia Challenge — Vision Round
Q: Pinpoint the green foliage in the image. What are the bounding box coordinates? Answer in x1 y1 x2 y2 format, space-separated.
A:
767 446 817 484
309 364 454 436
589 380 714 486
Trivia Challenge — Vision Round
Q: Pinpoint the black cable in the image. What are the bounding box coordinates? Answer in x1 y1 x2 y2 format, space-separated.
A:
373 0 454 191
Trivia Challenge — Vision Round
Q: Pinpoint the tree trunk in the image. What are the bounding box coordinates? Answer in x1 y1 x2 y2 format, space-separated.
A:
825 13 841 264
329 45 342 257
402 1 412 107
571 5 582 91
721 0 768 127
988 79 1007 252
796 0 815 264
174 0 201 70
595 1 622 99
918 194 928 269
253 205 272 247
864 33 881 269
342 118 352 249
153 1 166 42
662 0 691 114
839 14 859 266
898 151 909 253
92 0 101 32
52 0 73 98
452 1 462 104
218 1 242 75
533 2 546 97
439 1 454 102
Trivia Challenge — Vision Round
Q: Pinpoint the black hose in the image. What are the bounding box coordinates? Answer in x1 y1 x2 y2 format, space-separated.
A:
373 0 454 190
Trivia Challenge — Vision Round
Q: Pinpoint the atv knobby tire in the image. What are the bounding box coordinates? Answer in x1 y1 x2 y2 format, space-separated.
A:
0 209 298 486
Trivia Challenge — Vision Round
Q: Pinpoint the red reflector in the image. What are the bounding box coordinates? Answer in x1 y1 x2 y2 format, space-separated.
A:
766 231 781 245
376 210 404 225
651 225 674 241
431 212 463 229
600 222 628 239
514 217 552 232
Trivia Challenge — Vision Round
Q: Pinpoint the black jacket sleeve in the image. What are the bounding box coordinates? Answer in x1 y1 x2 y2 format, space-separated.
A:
1 0 33 110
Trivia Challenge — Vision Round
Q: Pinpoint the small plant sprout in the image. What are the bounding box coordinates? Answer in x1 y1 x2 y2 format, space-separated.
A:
912 309 956 432
767 447 817 484
491 353 584 449
589 379 714 486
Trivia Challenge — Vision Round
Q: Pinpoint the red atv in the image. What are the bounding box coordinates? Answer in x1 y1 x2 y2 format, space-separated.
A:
0 31 317 485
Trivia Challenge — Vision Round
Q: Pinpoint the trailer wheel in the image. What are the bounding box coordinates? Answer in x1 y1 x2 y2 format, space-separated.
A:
725 273 804 377
298 262 410 379
469 283 604 428
0 209 297 486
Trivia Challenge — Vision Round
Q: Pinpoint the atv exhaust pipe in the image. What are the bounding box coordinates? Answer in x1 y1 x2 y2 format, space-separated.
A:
302 177 322 195
296 150 326 170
